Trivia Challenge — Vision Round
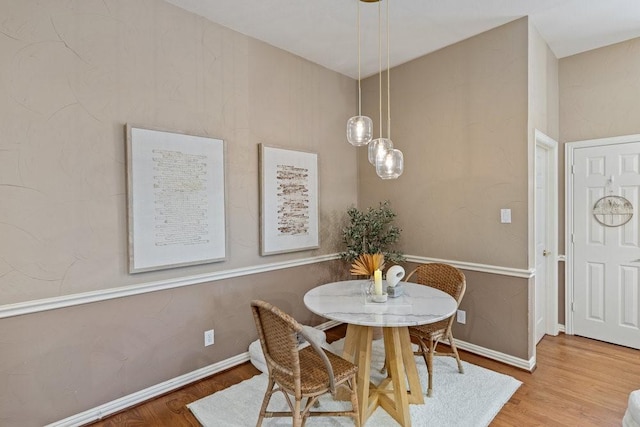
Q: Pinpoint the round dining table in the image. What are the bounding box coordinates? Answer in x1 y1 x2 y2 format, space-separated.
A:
304 279 457 426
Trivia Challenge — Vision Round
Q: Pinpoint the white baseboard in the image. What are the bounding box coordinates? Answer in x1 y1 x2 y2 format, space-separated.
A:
46 353 250 427
48 320 532 427
46 321 339 427
454 338 536 371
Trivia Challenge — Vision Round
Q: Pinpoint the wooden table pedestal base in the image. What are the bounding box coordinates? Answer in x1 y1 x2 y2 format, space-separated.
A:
341 324 424 426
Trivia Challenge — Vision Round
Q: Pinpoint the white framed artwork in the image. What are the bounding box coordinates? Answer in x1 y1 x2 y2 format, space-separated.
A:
126 124 226 273
259 144 319 255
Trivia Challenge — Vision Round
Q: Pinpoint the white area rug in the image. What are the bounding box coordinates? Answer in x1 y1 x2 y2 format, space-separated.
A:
188 338 521 426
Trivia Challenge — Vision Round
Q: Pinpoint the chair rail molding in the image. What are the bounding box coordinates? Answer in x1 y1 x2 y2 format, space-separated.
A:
0 254 340 319
405 255 534 278
2 254 532 319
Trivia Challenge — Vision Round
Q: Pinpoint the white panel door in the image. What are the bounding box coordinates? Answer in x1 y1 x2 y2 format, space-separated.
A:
535 145 548 343
572 142 640 349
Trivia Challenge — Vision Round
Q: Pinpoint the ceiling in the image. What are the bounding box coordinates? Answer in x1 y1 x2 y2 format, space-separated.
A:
165 0 640 79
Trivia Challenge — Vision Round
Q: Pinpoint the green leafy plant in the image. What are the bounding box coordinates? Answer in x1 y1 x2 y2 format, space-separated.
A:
339 200 405 264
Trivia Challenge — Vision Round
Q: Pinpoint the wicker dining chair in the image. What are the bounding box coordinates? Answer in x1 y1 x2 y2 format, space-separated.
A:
250 300 360 427
406 263 466 397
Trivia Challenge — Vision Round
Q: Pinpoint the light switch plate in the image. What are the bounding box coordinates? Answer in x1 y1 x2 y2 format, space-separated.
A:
500 208 511 223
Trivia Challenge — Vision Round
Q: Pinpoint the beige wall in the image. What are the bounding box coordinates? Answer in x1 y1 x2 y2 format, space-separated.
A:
529 23 560 142
560 37 640 143
5 2 637 424
0 1 357 425
360 18 529 268
0 0 357 305
359 19 532 359
558 36 640 325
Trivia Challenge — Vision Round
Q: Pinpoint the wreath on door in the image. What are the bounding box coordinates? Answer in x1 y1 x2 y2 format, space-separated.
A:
592 195 633 227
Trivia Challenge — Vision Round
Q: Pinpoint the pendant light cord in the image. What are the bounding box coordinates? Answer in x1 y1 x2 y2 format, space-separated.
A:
378 0 383 138
386 0 391 140
357 0 362 115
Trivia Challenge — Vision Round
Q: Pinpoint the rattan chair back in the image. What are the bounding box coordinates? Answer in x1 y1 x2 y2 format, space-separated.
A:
252 301 302 387
407 262 466 304
250 300 360 426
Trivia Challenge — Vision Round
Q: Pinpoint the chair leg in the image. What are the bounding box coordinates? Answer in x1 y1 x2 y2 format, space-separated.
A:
256 378 275 427
293 397 303 427
380 356 389 375
348 376 361 427
448 332 464 373
426 338 435 397
300 397 310 427
414 338 431 397
416 339 429 367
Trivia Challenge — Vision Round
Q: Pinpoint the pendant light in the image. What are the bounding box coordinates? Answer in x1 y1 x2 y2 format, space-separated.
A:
368 0 392 166
376 147 404 179
374 0 403 179
346 0 373 146
348 0 404 179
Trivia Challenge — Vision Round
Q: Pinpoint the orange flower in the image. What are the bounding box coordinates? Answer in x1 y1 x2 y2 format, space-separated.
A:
350 253 385 277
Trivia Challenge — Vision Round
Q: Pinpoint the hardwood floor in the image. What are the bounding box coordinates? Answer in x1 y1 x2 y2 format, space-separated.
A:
88 326 639 426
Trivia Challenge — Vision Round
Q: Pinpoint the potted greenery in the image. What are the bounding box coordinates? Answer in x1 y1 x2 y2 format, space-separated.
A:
340 201 404 339
339 200 405 270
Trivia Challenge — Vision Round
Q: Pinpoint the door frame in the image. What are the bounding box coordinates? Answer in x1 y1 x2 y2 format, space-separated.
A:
534 130 559 338
565 133 640 335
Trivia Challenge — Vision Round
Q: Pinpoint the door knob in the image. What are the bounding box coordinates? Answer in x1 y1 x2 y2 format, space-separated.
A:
543 250 550 257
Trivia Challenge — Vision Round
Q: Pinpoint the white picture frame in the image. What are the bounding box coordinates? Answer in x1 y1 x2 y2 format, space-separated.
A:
126 124 226 273
259 144 319 255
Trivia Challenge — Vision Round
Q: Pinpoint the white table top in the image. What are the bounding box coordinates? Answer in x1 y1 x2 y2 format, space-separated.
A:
304 280 457 327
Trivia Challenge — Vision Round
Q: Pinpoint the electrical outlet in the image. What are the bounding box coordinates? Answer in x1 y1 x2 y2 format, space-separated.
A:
456 310 466 324
204 329 214 347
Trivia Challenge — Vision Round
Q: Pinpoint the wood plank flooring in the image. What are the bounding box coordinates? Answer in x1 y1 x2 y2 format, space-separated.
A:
88 326 639 426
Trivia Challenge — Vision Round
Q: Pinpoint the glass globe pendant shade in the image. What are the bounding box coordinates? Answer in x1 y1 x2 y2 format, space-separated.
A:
368 137 393 165
376 148 404 179
347 115 373 146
